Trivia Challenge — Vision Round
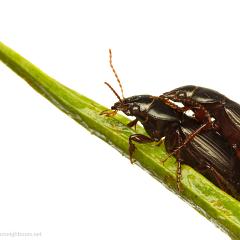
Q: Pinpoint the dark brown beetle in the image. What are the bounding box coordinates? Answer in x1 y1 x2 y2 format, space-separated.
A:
102 50 240 199
163 86 240 159
111 96 240 199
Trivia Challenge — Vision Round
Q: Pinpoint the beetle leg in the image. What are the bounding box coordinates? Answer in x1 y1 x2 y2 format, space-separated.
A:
165 95 213 124
203 164 227 191
153 95 191 113
127 118 138 130
196 161 229 192
175 133 184 192
176 156 184 192
128 134 155 164
235 147 240 159
162 122 210 163
161 99 216 162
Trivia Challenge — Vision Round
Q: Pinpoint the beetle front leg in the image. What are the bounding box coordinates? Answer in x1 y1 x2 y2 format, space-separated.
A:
129 134 155 164
153 95 191 113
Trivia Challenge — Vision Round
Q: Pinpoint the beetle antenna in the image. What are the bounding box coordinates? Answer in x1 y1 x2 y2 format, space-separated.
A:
104 82 123 103
109 49 125 99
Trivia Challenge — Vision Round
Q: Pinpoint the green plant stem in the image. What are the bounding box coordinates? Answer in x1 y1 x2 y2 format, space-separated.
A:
0 41 240 239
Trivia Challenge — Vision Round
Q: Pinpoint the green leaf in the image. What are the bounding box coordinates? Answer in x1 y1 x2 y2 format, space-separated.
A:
0 41 240 239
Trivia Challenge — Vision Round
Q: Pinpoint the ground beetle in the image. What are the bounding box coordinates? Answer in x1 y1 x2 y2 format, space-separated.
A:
163 86 240 159
101 50 240 199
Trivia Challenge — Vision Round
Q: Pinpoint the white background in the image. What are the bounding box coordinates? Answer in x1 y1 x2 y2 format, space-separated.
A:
1 1 240 239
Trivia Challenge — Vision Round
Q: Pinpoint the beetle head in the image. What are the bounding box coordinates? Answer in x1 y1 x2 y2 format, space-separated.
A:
111 95 153 116
103 49 155 118
164 85 197 100
102 49 152 118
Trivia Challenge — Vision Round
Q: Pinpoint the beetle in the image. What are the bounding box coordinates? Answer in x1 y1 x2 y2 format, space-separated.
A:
163 85 240 159
111 95 240 199
101 50 240 199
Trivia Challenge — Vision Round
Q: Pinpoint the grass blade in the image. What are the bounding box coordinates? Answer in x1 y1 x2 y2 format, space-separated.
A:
0 41 240 239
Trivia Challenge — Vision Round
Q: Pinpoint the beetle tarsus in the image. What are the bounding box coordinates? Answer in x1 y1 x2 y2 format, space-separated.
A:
176 160 182 192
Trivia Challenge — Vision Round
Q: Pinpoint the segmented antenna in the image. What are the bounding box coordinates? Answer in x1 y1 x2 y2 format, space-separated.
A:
109 49 125 99
104 82 123 103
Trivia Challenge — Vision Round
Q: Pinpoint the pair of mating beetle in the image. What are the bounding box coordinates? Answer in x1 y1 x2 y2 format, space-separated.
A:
102 50 240 200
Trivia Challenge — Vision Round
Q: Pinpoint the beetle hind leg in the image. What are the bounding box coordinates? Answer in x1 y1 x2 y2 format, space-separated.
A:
164 129 184 191
162 122 210 163
199 163 228 192
176 158 184 192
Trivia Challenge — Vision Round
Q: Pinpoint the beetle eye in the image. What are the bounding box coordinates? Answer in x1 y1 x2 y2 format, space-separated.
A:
177 91 187 99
